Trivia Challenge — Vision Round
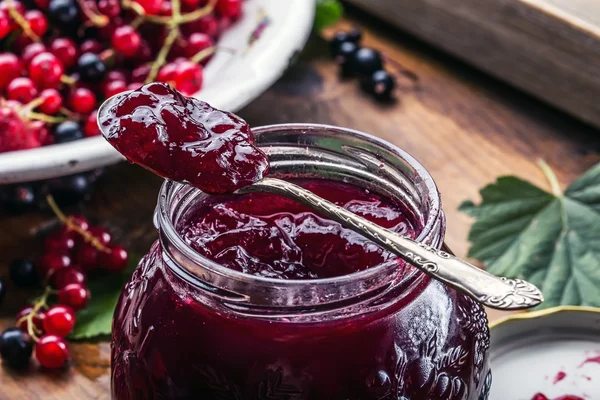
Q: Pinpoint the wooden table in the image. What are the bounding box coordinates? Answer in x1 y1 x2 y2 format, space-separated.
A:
1 10 599 399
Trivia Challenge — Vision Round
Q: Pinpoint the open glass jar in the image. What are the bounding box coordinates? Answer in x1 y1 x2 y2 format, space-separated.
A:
111 124 492 400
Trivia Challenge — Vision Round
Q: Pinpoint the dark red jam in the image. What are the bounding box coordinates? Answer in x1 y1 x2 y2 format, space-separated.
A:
98 82 269 194
111 178 492 399
179 180 416 279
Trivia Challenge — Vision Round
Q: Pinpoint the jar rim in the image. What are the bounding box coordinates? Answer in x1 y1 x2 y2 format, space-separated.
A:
156 123 443 307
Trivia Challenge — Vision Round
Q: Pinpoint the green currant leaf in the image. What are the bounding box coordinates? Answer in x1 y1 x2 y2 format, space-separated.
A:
314 0 343 32
70 256 139 340
460 163 600 309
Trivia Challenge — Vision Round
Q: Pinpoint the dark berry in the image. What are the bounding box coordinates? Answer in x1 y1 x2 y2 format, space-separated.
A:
361 70 396 100
351 48 383 77
53 121 83 143
330 31 350 57
9 259 39 287
335 41 358 77
0 184 37 212
49 173 92 203
347 27 362 44
48 0 79 27
35 334 69 369
76 52 106 83
37 253 71 277
0 328 33 369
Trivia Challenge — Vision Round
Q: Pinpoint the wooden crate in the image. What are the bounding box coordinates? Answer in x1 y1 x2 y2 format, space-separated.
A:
347 0 600 129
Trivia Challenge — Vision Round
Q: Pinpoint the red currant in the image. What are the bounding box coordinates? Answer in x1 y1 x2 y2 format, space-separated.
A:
51 267 86 290
107 69 129 83
216 0 242 19
173 61 203 95
21 42 46 67
39 88 63 115
0 0 24 31
79 39 103 54
43 306 75 337
37 253 71 277
0 10 10 39
181 0 199 8
127 82 143 91
29 52 64 89
35 335 69 369
69 87 96 114
131 65 150 82
44 229 76 253
58 283 90 311
6 77 38 103
157 62 177 83
99 245 129 272
16 305 45 332
75 244 99 270
111 26 141 57
185 32 213 59
134 0 163 15
49 37 77 69
24 10 48 37
89 226 112 245
33 0 49 9
97 0 120 17
159 0 172 16
198 15 219 38
84 111 100 137
103 80 127 98
30 120 51 144
0 53 21 89
67 215 90 232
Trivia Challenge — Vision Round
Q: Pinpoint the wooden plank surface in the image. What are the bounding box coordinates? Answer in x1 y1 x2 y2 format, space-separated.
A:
347 0 600 129
1 11 599 399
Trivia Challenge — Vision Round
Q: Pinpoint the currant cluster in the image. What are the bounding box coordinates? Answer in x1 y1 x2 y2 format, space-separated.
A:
330 28 396 100
0 196 129 370
0 0 243 155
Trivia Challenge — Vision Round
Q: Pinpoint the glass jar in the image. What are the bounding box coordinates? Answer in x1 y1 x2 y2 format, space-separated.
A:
111 124 492 400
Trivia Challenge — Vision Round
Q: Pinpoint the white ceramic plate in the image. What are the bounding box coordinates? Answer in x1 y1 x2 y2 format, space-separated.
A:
0 0 314 184
489 307 600 400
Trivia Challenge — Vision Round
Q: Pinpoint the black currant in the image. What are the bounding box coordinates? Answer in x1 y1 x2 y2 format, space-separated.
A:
49 174 92 204
347 27 363 44
53 121 84 143
9 259 39 288
330 31 350 57
0 184 37 213
335 41 359 77
0 278 5 304
361 70 396 100
48 0 80 27
351 48 383 77
77 53 107 83
0 328 33 370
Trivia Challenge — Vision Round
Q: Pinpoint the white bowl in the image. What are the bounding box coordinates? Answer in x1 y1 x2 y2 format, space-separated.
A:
0 0 315 184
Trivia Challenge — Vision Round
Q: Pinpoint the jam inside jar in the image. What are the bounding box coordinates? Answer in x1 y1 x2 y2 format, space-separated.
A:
111 124 492 400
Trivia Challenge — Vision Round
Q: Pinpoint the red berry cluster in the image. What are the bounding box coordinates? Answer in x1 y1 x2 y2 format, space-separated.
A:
0 0 243 154
10 196 128 369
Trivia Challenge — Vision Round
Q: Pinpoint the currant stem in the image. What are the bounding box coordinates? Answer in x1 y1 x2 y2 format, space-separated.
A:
46 195 111 252
190 46 216 64
6 2 41 42
76 0 109 27
27 112 68 124
16 286 52 342
61 75 76 86
145 24 180 83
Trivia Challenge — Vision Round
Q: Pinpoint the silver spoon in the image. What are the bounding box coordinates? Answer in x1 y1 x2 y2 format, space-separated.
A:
98 97 543 311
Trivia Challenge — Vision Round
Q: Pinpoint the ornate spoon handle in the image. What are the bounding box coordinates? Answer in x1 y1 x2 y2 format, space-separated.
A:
239 178 544 310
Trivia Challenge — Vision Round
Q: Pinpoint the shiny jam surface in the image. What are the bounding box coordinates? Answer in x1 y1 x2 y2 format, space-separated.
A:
531 395 584 400
179 180 416 279
111 179 492 400
98 82 269 194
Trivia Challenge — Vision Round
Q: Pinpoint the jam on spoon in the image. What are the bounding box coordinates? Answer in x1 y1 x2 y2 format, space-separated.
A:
98 82 269 194
531 394 584 400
